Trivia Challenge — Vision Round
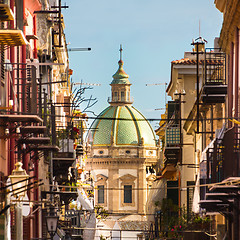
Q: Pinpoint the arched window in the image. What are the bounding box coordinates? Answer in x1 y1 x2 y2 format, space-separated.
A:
114 92 118 101
121 91 125 101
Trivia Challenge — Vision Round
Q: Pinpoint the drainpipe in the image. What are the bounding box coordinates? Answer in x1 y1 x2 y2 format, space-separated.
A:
34 152 39 238
178 171 181 211
33 15 37 59
9 0 15 173
229 43 234 128
21 0 28 171
235 28 239 121
5 2 15 239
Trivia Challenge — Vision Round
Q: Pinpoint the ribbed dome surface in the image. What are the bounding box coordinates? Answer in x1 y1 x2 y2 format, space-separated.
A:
90 105 156 146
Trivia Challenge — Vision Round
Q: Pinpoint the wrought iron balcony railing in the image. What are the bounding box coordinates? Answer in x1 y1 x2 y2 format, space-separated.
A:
165 127 180 147
201 48 227 104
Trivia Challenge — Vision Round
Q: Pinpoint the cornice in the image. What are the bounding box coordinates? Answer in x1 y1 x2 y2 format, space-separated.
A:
219 0 240 53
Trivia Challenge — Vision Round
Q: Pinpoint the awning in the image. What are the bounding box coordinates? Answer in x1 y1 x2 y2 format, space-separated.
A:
18 137 51 144
192 139 216 213
0 29 28 46
20 126 47 134
162 164 177 179
0 114 43 123
77 188 93 210
0 4 14 21
29 145 60 152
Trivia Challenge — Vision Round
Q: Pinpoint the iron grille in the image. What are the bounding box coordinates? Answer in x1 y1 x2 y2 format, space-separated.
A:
204 48 226 85
165 127 180 146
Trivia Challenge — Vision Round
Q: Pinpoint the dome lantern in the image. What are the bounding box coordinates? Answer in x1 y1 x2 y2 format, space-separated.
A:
109 45 133 105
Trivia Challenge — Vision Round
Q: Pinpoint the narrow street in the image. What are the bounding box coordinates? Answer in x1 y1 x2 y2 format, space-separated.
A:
0 1 239 240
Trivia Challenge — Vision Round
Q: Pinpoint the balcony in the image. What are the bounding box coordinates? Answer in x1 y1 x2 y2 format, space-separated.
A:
203 126 240 184
164 127 181 165
53 136 75 183
200 49 227 104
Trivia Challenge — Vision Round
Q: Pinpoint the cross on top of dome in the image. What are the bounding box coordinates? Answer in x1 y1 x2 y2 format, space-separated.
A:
112 45 130 84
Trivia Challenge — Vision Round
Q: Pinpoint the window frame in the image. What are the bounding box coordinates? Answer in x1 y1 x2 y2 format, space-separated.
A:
120 174 136 207
124 185 132 203
98 185 105 204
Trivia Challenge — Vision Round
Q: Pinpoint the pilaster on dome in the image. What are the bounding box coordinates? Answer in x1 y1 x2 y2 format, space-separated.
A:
111 45 130 85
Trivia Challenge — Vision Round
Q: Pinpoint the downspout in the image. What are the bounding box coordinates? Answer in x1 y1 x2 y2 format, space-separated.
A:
178 170 181 211
33 14 39 238
33 15 37 59
6 4 15 240
233 27 239 240
34 151 39 238
235 28 239 122
228 44 234 128
22 0 28 171
9 0 15 173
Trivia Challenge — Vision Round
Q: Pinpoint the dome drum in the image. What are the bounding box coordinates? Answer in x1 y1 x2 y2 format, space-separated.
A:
90 145 158 160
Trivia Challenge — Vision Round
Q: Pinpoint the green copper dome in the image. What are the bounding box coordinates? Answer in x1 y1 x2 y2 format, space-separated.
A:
111 60 130 84
90 105 156 146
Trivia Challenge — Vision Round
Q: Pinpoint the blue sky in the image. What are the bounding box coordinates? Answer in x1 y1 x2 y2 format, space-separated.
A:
63 0 223 129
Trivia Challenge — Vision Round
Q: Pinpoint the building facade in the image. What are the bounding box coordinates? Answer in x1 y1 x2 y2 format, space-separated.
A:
86 53 159 217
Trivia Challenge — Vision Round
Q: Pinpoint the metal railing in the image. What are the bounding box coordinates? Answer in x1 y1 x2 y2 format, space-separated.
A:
204 48 226 85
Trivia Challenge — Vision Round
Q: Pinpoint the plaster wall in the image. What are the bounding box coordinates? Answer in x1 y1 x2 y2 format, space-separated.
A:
182 75 197 119
119 169 137 178
93 169 109 178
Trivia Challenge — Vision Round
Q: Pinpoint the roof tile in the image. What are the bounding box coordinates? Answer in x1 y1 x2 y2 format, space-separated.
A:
171 58 223 65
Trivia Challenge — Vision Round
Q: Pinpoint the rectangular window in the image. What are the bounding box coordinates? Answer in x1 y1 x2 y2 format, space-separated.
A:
124 185 132 203
167 181 178 206
98 185 104 203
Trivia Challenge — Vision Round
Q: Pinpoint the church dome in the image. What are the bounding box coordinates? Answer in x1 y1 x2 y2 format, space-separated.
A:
89 46 156 147
90 105 156 147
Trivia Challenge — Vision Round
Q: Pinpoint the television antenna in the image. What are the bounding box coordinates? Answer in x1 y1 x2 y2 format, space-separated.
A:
146 82 168 107
73 82 101 86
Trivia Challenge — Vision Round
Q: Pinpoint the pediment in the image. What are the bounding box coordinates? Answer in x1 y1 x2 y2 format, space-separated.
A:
96 174 108 182
119 174 137 181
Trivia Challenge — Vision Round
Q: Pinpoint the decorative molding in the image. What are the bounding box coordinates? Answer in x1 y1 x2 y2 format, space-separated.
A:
120 174 136 207
219 0 240 53
96 174 108 207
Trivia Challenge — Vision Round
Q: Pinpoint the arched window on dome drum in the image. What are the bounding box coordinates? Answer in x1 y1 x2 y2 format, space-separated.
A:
124 185 132 203
114 92 118 101
121 91 125 101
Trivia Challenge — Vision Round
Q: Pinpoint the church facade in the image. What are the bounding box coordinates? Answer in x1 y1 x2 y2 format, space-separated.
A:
86 49 159 215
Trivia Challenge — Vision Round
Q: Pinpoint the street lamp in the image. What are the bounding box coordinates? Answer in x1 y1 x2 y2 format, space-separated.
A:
9 162 29 198
9 162 29 240
46 206 59 240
